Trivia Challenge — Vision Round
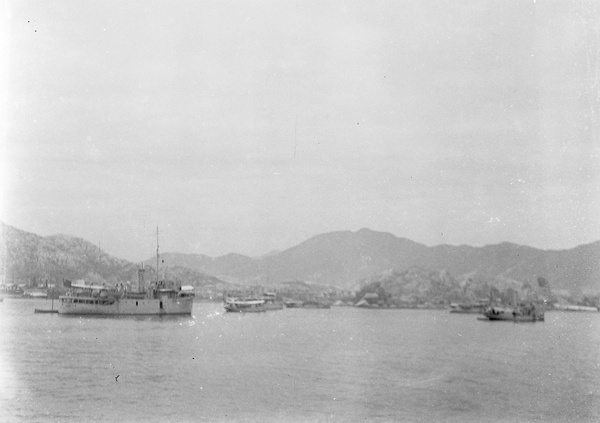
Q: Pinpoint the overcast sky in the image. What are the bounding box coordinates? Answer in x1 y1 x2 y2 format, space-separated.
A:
1 0 599 261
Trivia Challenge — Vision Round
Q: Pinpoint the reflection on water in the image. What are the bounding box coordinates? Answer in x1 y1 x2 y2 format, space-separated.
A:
1 299 599 422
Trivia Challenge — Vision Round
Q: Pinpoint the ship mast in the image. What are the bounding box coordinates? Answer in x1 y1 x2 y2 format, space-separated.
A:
156 226 159 284
138 263 144 292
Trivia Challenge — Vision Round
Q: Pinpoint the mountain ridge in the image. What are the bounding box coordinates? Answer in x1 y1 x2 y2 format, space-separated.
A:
2 222 599 296
146 228 600 293
0 222 229 294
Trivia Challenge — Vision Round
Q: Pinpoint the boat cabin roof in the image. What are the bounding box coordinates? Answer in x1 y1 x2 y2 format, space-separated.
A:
228 299 265 305
71 283 109 290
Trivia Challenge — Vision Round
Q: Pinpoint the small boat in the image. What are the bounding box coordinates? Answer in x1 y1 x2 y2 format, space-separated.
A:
34 308 58 314
283 299 304 308
223 297 266 313
0 284 25 298
261 292 284 310
25 291 49 299
302 300 331 309
553 304 598 312
34 298 58 313
481 303 544 322
449 300 488 314
34 296 59 313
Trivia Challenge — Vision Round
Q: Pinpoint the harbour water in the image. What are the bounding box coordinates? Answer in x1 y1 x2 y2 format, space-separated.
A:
1 299 599 422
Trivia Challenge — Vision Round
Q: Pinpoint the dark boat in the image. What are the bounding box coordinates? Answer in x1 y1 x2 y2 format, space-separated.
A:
480 303 544 322
34 298 59 314
283 299 304 308
261 292 284 310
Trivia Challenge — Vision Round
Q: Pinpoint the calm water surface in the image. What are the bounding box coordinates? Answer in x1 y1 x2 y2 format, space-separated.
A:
1 299 599 422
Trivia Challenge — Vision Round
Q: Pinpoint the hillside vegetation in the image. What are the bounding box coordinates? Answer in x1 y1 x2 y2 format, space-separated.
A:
2 222 599 305
1 222 228 296
354 267 560 307
141 229 600 296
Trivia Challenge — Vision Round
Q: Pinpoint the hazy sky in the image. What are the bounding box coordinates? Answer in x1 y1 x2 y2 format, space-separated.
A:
1 1 599 261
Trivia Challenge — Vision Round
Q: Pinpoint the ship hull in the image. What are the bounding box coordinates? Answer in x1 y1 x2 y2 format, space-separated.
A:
264 302 284 311
482 306 544 322
224 306 266 313
223 298 266 313
58 296 193 315
449 306 485 314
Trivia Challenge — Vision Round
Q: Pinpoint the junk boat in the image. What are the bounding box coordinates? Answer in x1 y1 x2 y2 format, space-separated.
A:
481 302 544 322
302 300 331 309
449 299 489 314
261 292 284 310
223 297 266 313
58 228 194 316
283 299 304 308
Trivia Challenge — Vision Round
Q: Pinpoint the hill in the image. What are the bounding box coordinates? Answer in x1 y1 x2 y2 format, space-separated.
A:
0 222 229 295
3 222 599 302
149 229 600 294
354 266 558 307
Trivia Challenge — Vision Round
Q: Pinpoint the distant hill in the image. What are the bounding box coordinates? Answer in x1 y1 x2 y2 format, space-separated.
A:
3 222 599 299
354 266 557 307
0 222 228 292
149 228 600 294
148 252 259 284
427 241 600 295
